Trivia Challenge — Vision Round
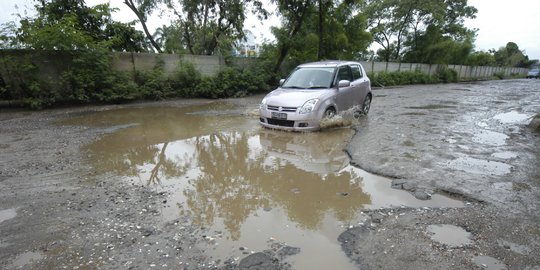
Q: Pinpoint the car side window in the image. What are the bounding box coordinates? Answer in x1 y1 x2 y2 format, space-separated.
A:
336 66 353 82
351 65 363 80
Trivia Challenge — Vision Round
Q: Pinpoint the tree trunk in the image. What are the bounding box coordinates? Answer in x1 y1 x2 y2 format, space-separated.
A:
272 1 311 74
318 0 324 60
123 0 162 53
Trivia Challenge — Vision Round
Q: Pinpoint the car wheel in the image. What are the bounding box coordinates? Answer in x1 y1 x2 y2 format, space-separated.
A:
361 95 372 115
323 107 336 119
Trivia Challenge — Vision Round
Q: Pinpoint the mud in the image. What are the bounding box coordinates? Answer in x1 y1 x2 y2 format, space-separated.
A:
1 79 539 269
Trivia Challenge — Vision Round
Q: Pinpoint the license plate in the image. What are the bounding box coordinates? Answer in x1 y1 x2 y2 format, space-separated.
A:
271 112 287 120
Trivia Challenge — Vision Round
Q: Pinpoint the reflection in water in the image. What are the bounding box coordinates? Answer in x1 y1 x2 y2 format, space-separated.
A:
78 105 371 238
69 103 462 269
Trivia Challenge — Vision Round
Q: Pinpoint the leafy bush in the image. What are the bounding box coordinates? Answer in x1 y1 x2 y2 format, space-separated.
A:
0 52 57 108
493 71 505 80
98 71 140 102
191 65 271 99
369 71 436 87
193 76 218 98
435 66 458 83
171 62 202 97
132 57 172 100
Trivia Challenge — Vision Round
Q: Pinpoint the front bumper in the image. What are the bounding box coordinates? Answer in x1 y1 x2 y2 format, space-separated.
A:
259 108 321 131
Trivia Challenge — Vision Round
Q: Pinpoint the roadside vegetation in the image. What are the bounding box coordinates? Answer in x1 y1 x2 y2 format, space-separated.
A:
0 0 537 108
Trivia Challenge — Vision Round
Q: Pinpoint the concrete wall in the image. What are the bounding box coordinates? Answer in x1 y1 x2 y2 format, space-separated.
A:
111 52 224 76
354 59 527 80
0 51 530 87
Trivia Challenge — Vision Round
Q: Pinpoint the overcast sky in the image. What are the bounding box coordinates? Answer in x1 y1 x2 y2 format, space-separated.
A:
1 0 539 60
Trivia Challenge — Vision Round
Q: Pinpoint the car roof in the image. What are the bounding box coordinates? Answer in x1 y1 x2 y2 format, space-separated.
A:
297 61 360 68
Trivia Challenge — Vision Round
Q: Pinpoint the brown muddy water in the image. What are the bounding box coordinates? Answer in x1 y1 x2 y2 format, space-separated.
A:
63 102 463 269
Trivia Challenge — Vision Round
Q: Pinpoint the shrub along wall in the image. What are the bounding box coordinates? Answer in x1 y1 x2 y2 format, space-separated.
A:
0 50 271 108
0 50 528 108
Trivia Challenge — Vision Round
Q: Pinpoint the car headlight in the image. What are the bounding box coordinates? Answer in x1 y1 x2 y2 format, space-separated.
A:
259 98 267 110
299 99 318 114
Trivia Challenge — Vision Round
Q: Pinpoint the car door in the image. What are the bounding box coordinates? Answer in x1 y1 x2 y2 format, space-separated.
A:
350 64 370 108
334 65 355 111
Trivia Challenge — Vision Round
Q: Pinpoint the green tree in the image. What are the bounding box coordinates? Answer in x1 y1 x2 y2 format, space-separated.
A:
268 0 371 75
270 0 314 73
1 22 21 49
493 42 534 67
165 0 266 56
123 0 164 52
366 0 418 62
402 24 473 64
367 0 476 63
17 0 147 52
465 50 495 66
104 21 149 52
314 1 371 60
152 24 186 54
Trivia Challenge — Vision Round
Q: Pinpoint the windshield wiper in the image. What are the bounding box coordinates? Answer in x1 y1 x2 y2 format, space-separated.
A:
306 86 328 89
283 85 305 89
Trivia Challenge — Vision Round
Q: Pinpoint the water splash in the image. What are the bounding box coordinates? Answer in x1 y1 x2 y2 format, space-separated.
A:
319 108 362 130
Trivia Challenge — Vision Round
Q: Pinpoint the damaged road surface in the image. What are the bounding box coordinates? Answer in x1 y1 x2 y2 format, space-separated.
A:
1 79 539 269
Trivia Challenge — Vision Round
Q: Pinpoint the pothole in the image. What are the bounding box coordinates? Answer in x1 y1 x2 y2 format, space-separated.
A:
497 240 531 255
10 251 44 268
472 130 508 146
427 224 472 247
0 208 17 223
472 255 507 270
68 104 465 269
490 152 518 160
447 156 512 176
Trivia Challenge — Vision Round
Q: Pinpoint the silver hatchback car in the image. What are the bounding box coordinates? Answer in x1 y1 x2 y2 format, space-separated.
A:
259 61 372 131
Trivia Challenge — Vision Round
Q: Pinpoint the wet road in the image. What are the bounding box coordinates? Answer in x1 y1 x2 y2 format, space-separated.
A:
60 102 462 269
0 79 539 269
347 79 540 210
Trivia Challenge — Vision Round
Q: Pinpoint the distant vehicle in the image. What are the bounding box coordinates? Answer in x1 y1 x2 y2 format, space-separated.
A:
259 61 372 131
526 69 540 79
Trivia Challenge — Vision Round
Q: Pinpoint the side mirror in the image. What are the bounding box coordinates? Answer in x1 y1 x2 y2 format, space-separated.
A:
338 80 351 88
279 79 285 86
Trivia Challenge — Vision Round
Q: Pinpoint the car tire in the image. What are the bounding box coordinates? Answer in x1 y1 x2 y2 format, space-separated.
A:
361 94 372 115
323 108 336 119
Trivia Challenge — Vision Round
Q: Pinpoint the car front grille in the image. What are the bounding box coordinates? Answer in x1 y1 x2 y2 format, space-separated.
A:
267 105 297 112
266 118 295 127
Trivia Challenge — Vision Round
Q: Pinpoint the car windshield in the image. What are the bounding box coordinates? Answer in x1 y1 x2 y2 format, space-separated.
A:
282 67 335 89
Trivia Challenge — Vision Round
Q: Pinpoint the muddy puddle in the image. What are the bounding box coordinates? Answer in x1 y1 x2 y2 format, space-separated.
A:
64 102 464 269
